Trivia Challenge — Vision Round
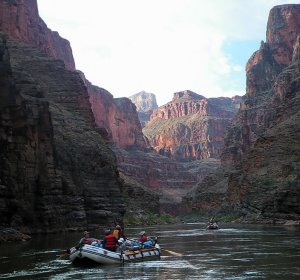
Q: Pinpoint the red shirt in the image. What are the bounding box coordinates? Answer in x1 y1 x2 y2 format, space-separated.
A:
138 235 148 243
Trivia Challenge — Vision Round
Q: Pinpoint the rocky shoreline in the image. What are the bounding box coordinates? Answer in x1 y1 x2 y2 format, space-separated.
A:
0 228 31 243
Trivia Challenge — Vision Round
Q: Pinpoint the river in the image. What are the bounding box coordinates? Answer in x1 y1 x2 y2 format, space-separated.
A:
0 223 299 279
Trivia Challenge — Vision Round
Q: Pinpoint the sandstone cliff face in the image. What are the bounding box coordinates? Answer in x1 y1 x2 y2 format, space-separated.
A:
0 0 75 70
0 37 125 232
225 5 300 164
226 32 300 220
223 4 300 166
0 0 162 236
86 79 147 149
113 147 220 213
0 0 146 150
143 90 240 161
128 91 158 128
183 4 300 222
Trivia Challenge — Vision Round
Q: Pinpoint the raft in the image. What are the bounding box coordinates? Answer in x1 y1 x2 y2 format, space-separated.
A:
207 223 219 230
69 243 161 264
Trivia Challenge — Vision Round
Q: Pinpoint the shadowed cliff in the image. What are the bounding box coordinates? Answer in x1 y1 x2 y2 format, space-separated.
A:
183 4 300 223
0 0 127 235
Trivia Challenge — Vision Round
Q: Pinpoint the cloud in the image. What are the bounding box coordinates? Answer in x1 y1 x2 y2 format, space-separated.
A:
38 0 296 105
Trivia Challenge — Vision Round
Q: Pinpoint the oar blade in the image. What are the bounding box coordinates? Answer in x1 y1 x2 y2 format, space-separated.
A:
161 248 183 257
56 252 69 259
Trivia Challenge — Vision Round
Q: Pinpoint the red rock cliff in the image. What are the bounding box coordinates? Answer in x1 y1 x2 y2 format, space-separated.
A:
0 0 75 70
0 0 147 151
144 90 240 160
83 76 148 149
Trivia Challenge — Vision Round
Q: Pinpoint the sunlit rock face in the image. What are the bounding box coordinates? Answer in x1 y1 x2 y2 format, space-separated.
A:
85 80 148 149
183 4 300 222
128 91 158 128
143 90 241 161
129 91 158 113
0 0 75 70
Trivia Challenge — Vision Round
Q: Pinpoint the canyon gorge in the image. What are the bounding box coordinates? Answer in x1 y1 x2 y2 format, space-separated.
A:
0 0 299 241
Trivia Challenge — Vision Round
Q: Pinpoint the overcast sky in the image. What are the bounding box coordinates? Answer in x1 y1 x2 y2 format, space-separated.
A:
38 0 296 106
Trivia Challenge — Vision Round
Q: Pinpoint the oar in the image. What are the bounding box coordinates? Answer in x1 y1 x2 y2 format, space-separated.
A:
57 252 69 259
56 249 70 259
160 248 183 257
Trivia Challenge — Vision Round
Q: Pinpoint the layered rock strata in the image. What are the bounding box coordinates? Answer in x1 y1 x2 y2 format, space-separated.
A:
113 147 220 213
119 172 160 217
0 34 125 233
0 0 75 70
143 90 241 161
85 79 148 149
183 4 300 222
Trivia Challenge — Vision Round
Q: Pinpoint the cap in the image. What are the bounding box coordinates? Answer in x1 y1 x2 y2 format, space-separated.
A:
83 231 89 235
139 231 146 236
116 225 121 229
105 229 111 235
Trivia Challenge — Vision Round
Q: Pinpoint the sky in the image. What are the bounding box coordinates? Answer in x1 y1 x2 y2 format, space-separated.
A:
37 0 296 106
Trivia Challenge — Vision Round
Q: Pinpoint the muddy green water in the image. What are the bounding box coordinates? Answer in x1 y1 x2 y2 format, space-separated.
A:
0 223 299 279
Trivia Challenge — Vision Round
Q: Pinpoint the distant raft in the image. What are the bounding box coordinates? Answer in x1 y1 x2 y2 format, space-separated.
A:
69 243 161 265
207 223 219 230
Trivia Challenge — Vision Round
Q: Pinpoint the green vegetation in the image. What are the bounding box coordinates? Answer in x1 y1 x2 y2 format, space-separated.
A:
124 211 179 226
178 212 243 223
143 115 207 138
218 214 243 222
259 173 298 188
250 212 258 221
261 177 276 186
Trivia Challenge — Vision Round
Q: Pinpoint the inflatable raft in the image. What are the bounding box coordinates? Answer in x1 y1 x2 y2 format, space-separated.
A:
69 243 161 264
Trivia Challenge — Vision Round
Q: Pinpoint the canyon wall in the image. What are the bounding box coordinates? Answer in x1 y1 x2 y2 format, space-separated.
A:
143 90 241 161
113 147 220 213
0 0 75 70
0 35 125 233
0 0 145 150
183 4 300 222
84 78 148 149
0 0 127 234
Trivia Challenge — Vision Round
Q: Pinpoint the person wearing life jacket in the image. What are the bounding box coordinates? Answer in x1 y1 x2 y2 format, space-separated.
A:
112 224 125 240
138 231 148 243
137 231 156 248
79 231 96 245
101 229 118 252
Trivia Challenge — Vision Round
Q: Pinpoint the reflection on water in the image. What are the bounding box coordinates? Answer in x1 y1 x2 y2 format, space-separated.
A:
0 223 300 279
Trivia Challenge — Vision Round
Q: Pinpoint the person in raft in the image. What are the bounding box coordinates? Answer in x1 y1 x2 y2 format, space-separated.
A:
138 231 148 243
79 231 98 245
101 229 118 252
112 224 126 240
137 231 157 248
